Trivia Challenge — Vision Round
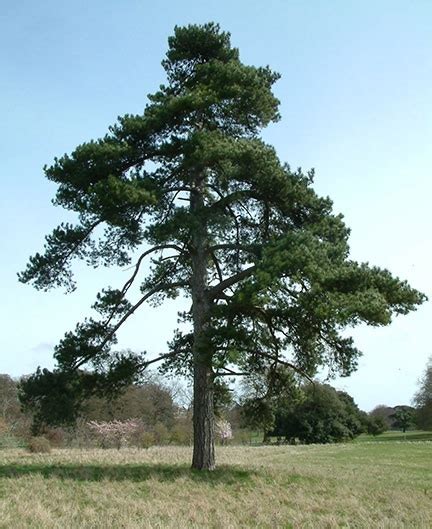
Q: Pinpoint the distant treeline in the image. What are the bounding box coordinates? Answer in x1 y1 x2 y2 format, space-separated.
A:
0 371 429 449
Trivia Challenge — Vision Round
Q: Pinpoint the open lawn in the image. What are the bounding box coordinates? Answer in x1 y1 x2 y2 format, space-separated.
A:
0 441 431 528
355 430 432 443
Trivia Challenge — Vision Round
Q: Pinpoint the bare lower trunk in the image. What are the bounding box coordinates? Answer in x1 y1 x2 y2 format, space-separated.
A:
192 363 215 470
190 175 215 470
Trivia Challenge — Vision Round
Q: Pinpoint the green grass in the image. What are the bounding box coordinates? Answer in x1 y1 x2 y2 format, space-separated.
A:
0 441 431 528
355 430 432 442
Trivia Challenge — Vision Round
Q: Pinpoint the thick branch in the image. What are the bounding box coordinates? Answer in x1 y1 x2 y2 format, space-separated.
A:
208 265 256 299
138 351 181 372
215 366 250 377
209 189 258 210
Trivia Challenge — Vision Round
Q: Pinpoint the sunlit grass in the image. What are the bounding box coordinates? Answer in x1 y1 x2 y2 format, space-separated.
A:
0 442 431 528
355 430 432 442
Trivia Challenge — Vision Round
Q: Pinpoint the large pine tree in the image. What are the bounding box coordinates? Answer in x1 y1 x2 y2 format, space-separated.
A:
19 23 425 469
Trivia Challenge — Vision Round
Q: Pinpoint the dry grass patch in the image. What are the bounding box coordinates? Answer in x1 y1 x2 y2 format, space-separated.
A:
0 443 431 528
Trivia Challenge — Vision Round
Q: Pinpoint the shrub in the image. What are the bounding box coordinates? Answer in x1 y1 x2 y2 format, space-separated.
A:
0 418 8 435
141 431 155 449
169 421 192 445
152 422 170 445
27 436 51 453
0 433 22 449
44 428 65 448
232 429 252 445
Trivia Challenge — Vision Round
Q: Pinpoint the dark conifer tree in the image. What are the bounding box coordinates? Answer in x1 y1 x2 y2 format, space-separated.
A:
19 23 425 469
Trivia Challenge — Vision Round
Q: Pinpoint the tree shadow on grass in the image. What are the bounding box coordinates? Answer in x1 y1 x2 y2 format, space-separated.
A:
0 462 255 485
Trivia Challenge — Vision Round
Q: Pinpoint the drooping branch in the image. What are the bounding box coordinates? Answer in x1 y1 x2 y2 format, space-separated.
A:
59 220 101 269
102 243 185 329
247 349 315 384
123 243 184 293
18 219 102 290
107 281 187 344
73 279 188 370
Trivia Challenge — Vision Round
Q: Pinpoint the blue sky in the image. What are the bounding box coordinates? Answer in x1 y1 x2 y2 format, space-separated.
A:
1 0 431 411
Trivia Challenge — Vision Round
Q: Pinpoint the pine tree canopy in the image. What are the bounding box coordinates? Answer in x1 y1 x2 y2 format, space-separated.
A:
18 23 426 467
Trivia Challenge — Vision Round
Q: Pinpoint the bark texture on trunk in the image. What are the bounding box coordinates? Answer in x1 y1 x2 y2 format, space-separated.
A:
192 363 215 470
190 177 216 470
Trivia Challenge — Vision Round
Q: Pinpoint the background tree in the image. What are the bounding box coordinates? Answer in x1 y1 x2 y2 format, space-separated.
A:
268 383 366 444
390 406 414 433
366 415 387 436
83 379 176 429
413 356 432 430
336 390 366 438
369 405 394 430
240 366 301 442
18 23 425 470
0 375 20 424
0 375 32 440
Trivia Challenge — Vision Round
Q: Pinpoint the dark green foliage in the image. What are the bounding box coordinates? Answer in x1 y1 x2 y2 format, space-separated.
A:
391 406 414 433
416 405 432 431
335 390 367 437
240 373 366 444
366 415 387 436
240 366 301 438
269 383 366 444
18 23 425 462
369 404 417 431
19 356 141 432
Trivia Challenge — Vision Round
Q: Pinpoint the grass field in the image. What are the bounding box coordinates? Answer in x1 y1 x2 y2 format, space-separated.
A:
0 440 431 528
355 430 432 443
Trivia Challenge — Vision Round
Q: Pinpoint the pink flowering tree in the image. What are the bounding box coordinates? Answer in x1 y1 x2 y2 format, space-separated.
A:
87 419 142 449
216 419 233 445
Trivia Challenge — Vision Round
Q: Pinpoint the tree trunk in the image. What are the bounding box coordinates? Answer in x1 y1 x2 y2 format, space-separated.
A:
192 363 215 470
190 176 216 470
